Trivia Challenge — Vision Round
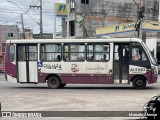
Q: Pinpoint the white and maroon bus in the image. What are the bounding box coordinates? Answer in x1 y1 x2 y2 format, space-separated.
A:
5 38 158 89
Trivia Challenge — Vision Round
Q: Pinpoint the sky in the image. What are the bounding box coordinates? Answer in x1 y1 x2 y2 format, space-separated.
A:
0 0 66 34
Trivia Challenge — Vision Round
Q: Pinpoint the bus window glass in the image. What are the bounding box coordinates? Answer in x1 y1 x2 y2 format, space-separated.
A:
95 44 109 52
64 44 85 61
87 44 94 60
87 44 110 61
114 45 119 60
9 45 15 62
29 46 37 61
40 44 62 61
141 41 157 65
87 45 93 52
95 53 109 61
142 52 147 61
63 44 85 61
131 42 140 47
132 48 147 61
18 46 25 61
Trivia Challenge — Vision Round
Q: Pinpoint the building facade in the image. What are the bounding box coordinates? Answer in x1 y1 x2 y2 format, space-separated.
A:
63 0 159 38
19 28 33 39
0 25 19 65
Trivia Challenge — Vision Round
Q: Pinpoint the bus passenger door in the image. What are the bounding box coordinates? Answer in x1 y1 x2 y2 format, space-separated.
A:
113 43 129 84
17 45 38 83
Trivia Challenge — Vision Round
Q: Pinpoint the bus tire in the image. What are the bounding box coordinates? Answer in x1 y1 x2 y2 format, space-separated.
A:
132 76 146 89
47 76 60 89
60 84 66 88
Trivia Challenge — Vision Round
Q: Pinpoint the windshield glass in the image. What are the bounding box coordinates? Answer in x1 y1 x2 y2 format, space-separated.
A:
141 41 157 65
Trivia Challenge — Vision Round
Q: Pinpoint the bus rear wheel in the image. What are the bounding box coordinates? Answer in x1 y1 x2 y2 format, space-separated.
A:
132 76 146 89
47 76 60 89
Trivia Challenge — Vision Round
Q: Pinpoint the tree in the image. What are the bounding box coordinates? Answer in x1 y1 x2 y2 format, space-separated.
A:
75 13 89 38
75 0 97 38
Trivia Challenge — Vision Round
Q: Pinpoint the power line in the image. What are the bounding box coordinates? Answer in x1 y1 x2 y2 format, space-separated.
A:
7 1 40 26
0 11 57 16
26 0 40 13
1 0 40 32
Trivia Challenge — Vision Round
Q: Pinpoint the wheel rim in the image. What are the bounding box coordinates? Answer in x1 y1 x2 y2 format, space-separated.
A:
136 80 143 86
50 79 56 86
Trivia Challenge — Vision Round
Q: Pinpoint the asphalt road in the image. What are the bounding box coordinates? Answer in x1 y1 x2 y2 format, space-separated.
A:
0 73 160 120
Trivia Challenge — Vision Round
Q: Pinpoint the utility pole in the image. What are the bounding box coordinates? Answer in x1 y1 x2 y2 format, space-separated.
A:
159 0 160 22
40 0 43 38
139 0 143 40
67 0 70 38
140 0 146 42
21 14 25 39
135 0 145 40
53 1 56 39
30 0 43 38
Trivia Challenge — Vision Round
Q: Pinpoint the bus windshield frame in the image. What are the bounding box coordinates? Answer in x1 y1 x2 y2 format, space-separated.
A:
141 41 157 65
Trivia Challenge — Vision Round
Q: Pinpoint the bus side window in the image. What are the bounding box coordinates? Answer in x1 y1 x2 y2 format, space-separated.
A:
114 45 119 60
40 44 62 62
63 44 85 61
41 53 45 61
40 45 45 61
87 43 110 61
142 52 147 61
102 54 107 61
57 55 61 61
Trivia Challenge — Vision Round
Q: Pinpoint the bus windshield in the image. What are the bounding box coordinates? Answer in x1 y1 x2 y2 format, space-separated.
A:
141 41 157 65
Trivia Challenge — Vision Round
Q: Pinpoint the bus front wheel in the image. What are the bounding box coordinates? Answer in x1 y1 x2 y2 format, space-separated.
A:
47 76 60 89
132 76 146 89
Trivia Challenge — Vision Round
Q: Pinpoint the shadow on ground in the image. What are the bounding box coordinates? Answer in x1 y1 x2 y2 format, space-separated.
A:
9 86 157 90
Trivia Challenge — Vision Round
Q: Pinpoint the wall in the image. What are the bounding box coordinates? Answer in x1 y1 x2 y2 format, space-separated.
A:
62 0 159 38
0 25 19 64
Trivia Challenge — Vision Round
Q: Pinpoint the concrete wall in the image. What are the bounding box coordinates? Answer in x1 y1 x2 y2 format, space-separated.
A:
0 25 19 43
0 25 19 53
63 0 159 38
0 25 19 64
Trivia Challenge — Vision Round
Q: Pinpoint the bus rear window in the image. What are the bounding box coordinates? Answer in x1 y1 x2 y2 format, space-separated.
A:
9 45 15 62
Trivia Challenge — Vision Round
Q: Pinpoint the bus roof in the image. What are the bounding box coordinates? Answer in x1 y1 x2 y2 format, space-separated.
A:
6 38 142 44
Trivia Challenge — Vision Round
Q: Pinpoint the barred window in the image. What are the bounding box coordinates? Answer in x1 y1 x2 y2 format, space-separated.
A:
87 43 110 61
40 44 62 61
63 44 85 61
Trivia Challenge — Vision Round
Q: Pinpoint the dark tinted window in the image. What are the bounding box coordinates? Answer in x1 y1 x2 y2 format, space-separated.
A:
81 0 89 4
